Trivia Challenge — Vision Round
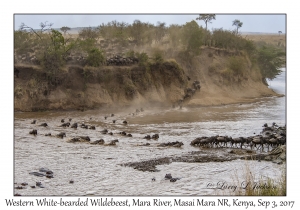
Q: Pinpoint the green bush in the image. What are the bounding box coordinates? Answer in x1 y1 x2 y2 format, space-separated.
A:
41 48 65 73
244 40 256 56
78 38 97 52
136 52 149 67
152 49 164 64
212 28 255 54
126 50 135 58
86 48 105 67
40 30 66 73
257 45 285 80
14 31 35 55
181 20 204 55
227 56 245 76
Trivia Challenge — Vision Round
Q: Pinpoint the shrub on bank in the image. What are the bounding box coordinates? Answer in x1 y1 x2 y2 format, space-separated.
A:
227 56 245 76
136 52 149 67
151 48 164 64
14 20 285 84
85 48 106 67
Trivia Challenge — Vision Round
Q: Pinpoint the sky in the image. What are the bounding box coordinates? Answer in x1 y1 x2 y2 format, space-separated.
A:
14 14 286 34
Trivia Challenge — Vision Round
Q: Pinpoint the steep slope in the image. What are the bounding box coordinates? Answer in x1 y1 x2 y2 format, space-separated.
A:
14 48 281 112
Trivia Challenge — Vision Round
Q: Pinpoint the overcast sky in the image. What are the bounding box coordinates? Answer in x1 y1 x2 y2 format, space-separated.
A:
14 14 286 34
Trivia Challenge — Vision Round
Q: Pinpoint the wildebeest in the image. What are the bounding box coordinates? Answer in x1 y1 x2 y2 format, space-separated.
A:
79 136 90 142
71 123 78 128
89 125 96 130
106 55 139 66
39 123 48 127
104 139 119 146
29 129 37 135
90 139 105 145
165 174 172 179
193 80 201 90
101 129 108 134
56 132 66 138
60 122 70 127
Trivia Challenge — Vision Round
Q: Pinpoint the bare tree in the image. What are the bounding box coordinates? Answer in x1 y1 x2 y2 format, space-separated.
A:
196 14 216 30
19 21 53 40
232 19 243 34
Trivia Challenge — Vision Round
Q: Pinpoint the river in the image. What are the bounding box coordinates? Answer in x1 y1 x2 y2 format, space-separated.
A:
14 69 286 196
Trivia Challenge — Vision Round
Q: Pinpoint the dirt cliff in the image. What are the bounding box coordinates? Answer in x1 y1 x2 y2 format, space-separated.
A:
14 47 281 112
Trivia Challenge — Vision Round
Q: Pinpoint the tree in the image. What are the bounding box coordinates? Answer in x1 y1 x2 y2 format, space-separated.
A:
257 45 285 82
129 20 144 45
278 31 282 36
154 21 166 43
182 20 204 55
86 48 105 67
41 29 77 74
78 27 99 40
167 24 182 47
196 14 216 30
41 30 66 74
114 21 129 46
19 21 53 40
60 26 71 35
232 19 243 34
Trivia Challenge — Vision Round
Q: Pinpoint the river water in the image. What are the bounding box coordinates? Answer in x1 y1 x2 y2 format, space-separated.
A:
14 69 286 196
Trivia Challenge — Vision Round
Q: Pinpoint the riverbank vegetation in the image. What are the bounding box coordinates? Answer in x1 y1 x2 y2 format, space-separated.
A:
14 17 285 83
14 17 285 111
230 162 286 196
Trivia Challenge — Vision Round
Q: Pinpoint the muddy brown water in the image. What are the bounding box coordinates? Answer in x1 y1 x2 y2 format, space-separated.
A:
14 69 286 196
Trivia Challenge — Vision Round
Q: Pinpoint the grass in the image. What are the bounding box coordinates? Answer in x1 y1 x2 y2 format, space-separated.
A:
242 34 286 52
229 161 286 196
227 56 246 76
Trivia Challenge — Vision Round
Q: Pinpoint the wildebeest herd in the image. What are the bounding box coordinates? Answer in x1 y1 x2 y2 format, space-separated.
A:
27 108 165 147
29 117 132 146
106 55 139 66
183 81 201 99
29 112 285 152
190 123 286 151
175 80 201 108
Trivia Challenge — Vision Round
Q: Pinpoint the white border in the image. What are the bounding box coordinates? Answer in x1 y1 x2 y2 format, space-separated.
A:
2 0 298 209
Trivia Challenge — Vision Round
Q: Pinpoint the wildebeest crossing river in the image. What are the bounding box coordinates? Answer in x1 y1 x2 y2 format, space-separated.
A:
14 69 286 196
